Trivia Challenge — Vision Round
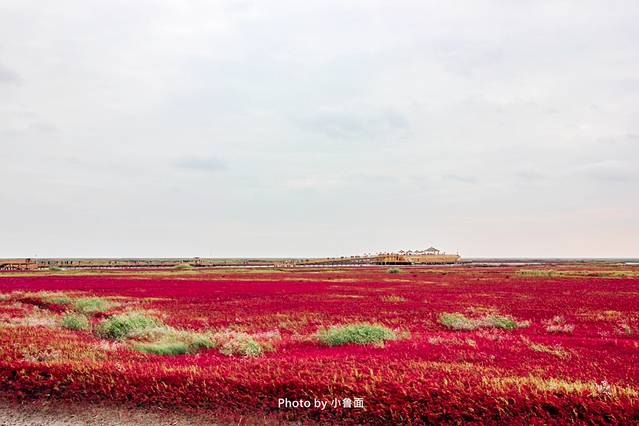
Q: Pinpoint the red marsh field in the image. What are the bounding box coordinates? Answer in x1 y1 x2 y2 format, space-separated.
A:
1 264 639 424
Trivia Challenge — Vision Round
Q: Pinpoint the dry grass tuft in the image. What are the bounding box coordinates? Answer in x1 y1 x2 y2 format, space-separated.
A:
428 335 477 348
544 316 575 334
521 337 570 359
381 295 407 303
484 375 638 399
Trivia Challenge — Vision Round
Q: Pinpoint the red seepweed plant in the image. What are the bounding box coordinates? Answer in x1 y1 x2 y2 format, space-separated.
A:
0 264 638 423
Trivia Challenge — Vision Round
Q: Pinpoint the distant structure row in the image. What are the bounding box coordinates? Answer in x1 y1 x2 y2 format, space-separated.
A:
0 247 460 271
292 247 460 266
0 258 251 271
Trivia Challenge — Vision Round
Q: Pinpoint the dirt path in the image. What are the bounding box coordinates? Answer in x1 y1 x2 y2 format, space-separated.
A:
0 399 230 426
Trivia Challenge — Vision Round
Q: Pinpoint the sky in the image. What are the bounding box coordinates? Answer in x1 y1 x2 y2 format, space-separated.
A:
1 1 638 258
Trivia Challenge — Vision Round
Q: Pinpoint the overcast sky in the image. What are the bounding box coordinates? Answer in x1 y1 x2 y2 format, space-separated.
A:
1 1 638 258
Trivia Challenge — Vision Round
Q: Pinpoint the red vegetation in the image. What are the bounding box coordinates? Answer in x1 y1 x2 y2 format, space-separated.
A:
1 265 639 424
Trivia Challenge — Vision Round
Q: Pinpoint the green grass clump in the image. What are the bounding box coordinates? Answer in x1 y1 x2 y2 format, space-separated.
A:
37 293 72 305
74 297 118 314
129 327 216 356
60 312 90 330
218 333 263 357
485 315 519 330
173 263 193 270
317 323 397 346
517 269 558 278
439 313 478 331
518 269 639 279
133 341 190 355
131 328 274 357
47 296 72 305
439 312 527 331
386 268 401 274
97 312 159 339
176 330 216 351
